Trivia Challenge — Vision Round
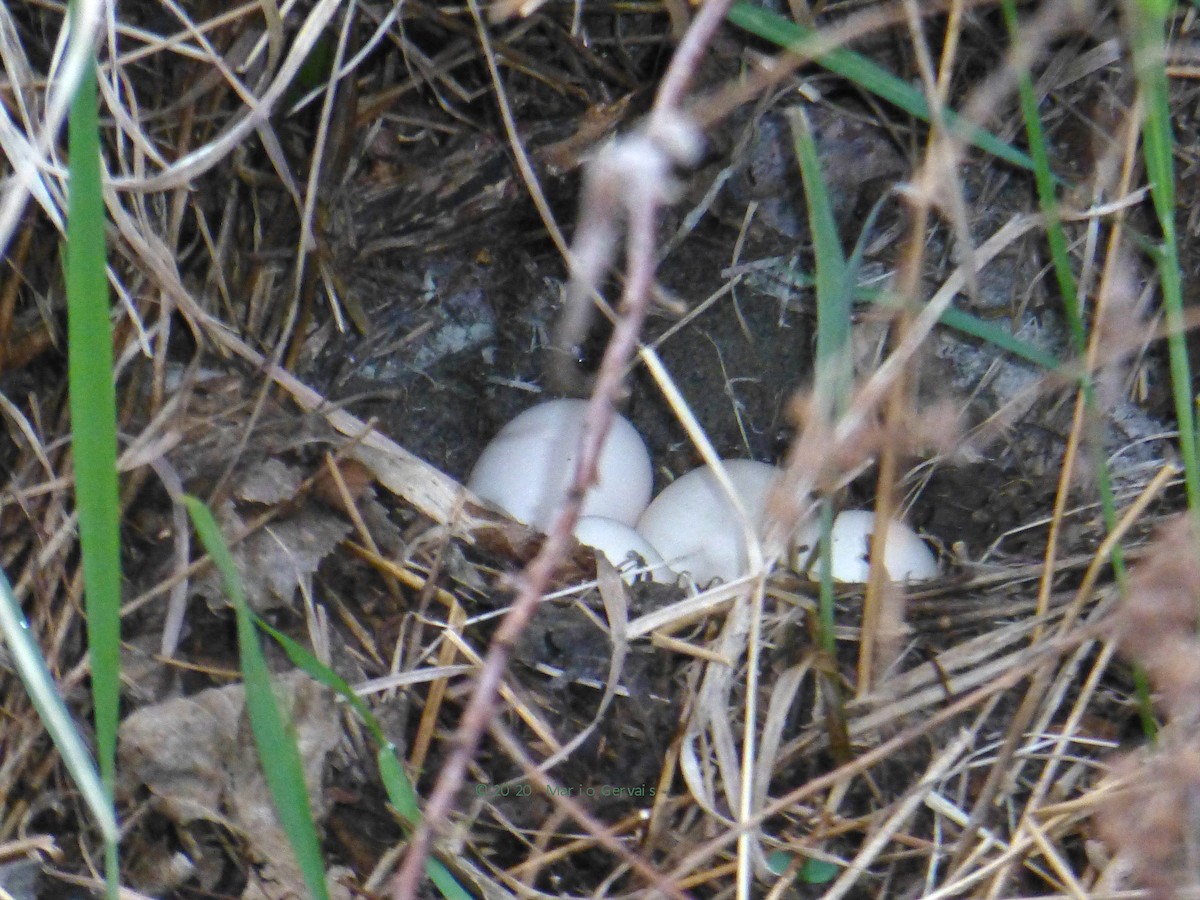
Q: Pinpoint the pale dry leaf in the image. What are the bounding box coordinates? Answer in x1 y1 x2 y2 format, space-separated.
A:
119 672 342 899
194 500 352 613
118 681 243 825
243 511 352 611
234 458 304 505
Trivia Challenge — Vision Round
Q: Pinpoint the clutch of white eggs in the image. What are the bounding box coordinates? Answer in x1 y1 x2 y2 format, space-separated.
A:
467 399 938 586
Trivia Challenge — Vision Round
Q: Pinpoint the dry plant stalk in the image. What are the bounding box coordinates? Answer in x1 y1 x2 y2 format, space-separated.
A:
1100 515 1200 896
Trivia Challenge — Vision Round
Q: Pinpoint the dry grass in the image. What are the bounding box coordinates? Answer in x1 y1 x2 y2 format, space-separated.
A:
0 0 1197 897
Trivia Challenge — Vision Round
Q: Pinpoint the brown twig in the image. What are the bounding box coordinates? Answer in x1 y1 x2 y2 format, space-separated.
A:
388 4 722 896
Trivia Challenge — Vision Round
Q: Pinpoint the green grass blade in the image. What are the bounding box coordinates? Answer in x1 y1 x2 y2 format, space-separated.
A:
0 568 118 846
376 748 424 830
789 109 850 409
184 496 472 898
253 621 382 741
1128 0 1184 730
788 108 847 676
727 3 1040 176
1129 0 1197 513
1000 0 1079 328
1002 0 1149 735
250 621 423 823
935 308 1062 372
184 497 331 900
838 195 887 316
65 23 121 897
257 621 470 896
66 21 119 792
758 264 1065 371
257 610 470 895
377 752 473 899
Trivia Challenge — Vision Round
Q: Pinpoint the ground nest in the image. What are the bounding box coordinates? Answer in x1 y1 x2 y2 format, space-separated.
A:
1 0 1200 897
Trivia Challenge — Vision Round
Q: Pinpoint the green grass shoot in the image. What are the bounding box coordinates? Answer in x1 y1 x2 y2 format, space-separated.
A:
185 497 333 900
761 263 1065 372
183 496 472 900
788 108 846 660
1000 0 1154 738
0 568 117 846
1127 0 1188 727
1128 0 1197 514
65 15 121 895
728 3 1041 176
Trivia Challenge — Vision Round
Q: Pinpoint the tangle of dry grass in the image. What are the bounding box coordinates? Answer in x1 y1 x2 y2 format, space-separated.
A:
1 0 1197 897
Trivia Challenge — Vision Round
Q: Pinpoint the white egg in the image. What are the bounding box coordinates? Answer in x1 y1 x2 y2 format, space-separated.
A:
573 516 674 584
801 510 938 583
637 460 779 585
467 399 652 530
